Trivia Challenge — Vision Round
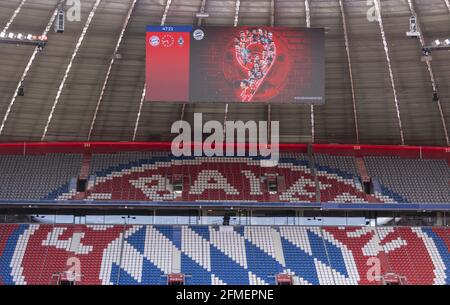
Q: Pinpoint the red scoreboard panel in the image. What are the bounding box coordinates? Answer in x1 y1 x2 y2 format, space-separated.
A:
146 26 191 101
146 26 325 104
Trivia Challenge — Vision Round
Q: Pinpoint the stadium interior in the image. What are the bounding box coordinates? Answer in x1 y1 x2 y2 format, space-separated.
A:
0 0 449 286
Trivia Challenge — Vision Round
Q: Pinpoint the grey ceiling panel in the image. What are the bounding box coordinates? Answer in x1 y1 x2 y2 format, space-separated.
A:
0 0 447 146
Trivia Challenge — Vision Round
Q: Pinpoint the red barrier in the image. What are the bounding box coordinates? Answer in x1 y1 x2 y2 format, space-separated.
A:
0 142 307 154
314 144 450 160
0 142 448 160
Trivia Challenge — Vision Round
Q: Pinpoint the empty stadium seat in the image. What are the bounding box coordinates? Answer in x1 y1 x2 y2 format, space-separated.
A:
0 152 448 204
365 156 450 203
0 224 448 285
0 154 82 200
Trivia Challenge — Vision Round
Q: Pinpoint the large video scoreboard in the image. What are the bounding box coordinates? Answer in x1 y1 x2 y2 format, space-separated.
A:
146 26 324 104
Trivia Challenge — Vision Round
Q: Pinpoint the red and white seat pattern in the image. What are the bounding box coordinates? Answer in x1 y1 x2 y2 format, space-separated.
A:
55 156 394 203
0 225 448 285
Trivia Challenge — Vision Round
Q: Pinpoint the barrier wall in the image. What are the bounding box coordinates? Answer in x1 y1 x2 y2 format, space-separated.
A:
0 142 448 160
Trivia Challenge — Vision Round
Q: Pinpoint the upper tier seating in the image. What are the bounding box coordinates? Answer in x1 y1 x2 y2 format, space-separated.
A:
0 224 448 285
0 153 448 203
79 153 378 203
0 154 82 200
314 154 368 203
365 156 450 203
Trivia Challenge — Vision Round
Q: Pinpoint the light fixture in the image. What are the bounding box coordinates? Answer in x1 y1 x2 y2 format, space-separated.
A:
196 12 209 18
1 31 47 43
18 85 25 97
445 39 450 46
434 39 441 46
37 42 45 52
433 92 439 102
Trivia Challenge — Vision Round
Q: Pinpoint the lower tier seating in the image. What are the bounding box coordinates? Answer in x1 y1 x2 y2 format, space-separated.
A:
0 225 448 285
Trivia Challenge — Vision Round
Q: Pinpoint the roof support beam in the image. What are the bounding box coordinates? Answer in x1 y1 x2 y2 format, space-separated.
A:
223 103 229 134
161 0 173 27
197 0 208 26
1 0 27 33
233 0 241 27
0 0 64 137
407 0 449 145
444 0 450 13
88 0 138 141
305 0 314 143
339 0 360 144
373 0 405 145
270 0 275 27
132 87 146 142
41 0 103 141
133 0 173 141
178 104 186 129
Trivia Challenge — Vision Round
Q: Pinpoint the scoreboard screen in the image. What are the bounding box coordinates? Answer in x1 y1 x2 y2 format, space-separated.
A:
146 26 325 104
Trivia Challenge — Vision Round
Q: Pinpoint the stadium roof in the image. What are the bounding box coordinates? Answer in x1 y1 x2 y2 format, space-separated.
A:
0 0 449 145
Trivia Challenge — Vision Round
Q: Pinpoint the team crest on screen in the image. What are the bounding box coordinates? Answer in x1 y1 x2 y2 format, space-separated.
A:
193 29 205 41
162 34 175 48
178 36 184 46
149 35 160 47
